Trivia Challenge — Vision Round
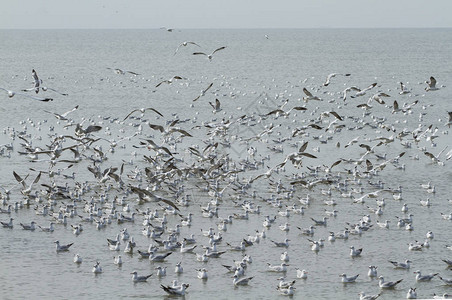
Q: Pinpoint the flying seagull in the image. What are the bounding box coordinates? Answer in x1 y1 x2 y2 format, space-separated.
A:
323 73 351 86
0 87 53 102
174 41 201 55
123 107 163 121
193 46 226 61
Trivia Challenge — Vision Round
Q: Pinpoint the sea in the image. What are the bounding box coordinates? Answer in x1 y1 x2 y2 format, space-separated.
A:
0 29 451 299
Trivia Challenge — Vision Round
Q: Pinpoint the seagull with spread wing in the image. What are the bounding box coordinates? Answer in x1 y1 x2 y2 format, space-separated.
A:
44 105 79 121
0 87 53 102
302 88 322 102
193 46 226 61
155 76 186 88
174 41 201 55
123 107 163 121
193 82 213 101
323 73 351 86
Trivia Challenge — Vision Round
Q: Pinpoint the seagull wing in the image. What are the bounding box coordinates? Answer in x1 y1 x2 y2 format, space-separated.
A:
14 92 53 101
188 41 201 47
212 46 226 55
61 105 79 117
323 73 336 86
291 106 307 111
303 88 313 97
148 124 165 133
32 69 40 93
13 171 27 187
363 83 377 92
393 100 399 111
170 128 192 137
203 82 214 93
84 125 102 134
123 109 140 121
330 159 342 170
298 141 308 153
329 111 343 121
145 107 164 117
429 76 437 87
155 80 168 87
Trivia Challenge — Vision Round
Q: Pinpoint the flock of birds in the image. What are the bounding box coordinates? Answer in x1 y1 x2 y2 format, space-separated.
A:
1 35 452 299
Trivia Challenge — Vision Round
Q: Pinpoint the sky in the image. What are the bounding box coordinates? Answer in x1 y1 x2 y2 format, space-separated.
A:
1 0 452 29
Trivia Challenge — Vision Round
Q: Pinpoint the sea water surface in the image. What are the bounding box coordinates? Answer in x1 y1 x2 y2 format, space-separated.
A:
0 29 451 299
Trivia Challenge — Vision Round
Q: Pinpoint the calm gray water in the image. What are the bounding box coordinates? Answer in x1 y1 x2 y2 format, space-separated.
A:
0 29 451 299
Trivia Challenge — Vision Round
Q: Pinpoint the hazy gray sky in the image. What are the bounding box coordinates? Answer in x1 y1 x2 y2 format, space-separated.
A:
2 0 452 29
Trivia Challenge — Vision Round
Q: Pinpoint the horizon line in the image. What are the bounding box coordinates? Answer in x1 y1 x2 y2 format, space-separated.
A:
1 26 452 30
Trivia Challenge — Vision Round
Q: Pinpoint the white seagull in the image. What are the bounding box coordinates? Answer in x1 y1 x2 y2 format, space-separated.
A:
131 271 153 282
55 240 73 252
193 46 226 61
378 276 403 289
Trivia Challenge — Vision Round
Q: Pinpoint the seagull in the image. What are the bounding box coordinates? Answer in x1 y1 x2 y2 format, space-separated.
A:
277 277 296 289
323 73 351 86
368 266 378 278
268 263 289 272
350 82 378 98
160 283 189 296
92 261 103 273
1 217 14 228
22 69 68 96
271 238 290 248
296 269 308 279
311 217 328 226
233 274 253 286
130 271 153 282
73 254 82 264
262 105 307 117
359 291 381 300
438 275 452 285
54 240 73 252
340 273 359 283
209 99 222 113
113 255 123 265
302 88 321 102
39 222 55 232
174 41 201 55
407 288 417 299
106 67 139 75
399 82 411 94
193 82 213 101
197 268 208 279
19 221 36 231
155 76 185 87
350 246 363 257
413 270 438 281
278 285 295 296
369 92 391 105
193 46 226 61
44 105 79 121
389 259 412 269
123 107 163 121
425 76 439 91
408 242 423 251
149 251 172 262
174 262 183 274
0 87 53 101
378 276 403 289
